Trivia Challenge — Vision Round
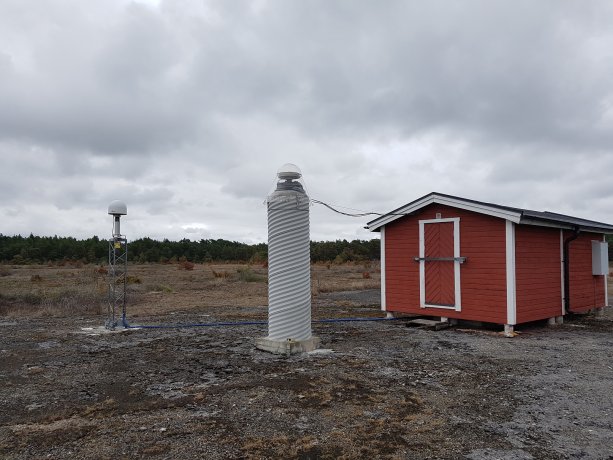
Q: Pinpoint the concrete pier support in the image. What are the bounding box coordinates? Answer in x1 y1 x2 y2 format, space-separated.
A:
256 337 320 355
548 316 564 326
504 324 515 337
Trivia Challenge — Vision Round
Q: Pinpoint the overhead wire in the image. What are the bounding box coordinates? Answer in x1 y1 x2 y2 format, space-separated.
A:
310 199 381 217
310 199 408 218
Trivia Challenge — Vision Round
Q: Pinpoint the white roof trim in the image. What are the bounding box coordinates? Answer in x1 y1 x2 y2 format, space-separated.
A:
518 218 575 231
367 194 522 231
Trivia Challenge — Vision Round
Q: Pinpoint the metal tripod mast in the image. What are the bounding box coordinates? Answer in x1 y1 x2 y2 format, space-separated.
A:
107 201 128 329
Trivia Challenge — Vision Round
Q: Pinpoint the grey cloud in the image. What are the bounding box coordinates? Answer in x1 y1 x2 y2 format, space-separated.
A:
4 0 612 155
1 0 613 241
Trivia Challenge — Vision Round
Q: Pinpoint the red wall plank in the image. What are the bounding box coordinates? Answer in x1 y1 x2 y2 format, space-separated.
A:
566 232 606 312
385 204 507 323
515 226 562 323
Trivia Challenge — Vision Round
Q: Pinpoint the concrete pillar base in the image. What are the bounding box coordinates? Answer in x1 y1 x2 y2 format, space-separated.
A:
595 307 604 317
555 316 564 325
504 324 515 338
386 312 395 319
255 336 320 355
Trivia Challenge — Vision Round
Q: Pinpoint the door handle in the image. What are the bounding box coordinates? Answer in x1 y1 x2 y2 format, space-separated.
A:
414 257 467 263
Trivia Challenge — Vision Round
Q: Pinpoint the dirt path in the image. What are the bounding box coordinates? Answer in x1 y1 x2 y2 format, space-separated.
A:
1 292 612 459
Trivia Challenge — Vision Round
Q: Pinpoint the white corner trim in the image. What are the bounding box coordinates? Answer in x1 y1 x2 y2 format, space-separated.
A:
454 219 462 311
506 221 517 325
418 218 462 311
419 221 425 309
604 234 609 307
380 227 386 311
560 229 565 315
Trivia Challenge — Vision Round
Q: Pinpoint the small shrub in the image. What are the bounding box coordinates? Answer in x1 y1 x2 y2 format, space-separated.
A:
97 266 108 275
30 274 43 282
212 269 231 279
149 284 173 293
0 266 11 277
237 267 265 282
179 261 195 271
22 292 44 305
126 275 142 284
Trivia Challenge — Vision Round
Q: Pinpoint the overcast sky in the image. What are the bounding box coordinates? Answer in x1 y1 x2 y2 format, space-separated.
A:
1 0 613 243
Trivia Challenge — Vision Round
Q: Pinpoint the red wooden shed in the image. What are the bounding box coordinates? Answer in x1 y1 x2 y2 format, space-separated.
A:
366 193 612 335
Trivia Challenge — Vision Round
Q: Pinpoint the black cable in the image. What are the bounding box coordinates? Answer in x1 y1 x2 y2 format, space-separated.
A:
311 199 381 217
310 199 409 218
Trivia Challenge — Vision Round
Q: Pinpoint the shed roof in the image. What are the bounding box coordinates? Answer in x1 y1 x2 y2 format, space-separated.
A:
366 192 613 234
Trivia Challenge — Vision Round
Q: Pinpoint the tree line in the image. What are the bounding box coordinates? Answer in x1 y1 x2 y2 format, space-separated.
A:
0 234 380 264
2 233 611 265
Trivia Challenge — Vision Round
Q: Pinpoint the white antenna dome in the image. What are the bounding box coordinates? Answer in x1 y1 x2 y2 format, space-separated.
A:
108 200 127 216
277 163 302 180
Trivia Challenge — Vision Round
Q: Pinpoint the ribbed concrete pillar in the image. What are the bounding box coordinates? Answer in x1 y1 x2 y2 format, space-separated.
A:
256 164 319 354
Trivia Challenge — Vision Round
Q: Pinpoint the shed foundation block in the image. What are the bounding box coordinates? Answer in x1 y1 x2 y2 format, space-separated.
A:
595 307 604 317
255 336 320 355
440 317 458 326
504 324 514 338
547 316 564 326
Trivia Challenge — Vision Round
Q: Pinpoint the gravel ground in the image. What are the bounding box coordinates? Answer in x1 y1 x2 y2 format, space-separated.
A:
1 291 612 459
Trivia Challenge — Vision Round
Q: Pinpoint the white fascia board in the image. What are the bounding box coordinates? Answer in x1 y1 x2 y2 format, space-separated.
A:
521 218 613 234
367 195 522 231
519 218 574 231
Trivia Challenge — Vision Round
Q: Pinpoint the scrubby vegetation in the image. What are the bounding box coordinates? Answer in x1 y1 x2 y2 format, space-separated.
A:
0 234 380 264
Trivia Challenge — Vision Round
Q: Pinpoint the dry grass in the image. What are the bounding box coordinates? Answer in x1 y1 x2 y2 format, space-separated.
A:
0 265 107 318
3 259 608 319
311 261 381 294
0 262 381 318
